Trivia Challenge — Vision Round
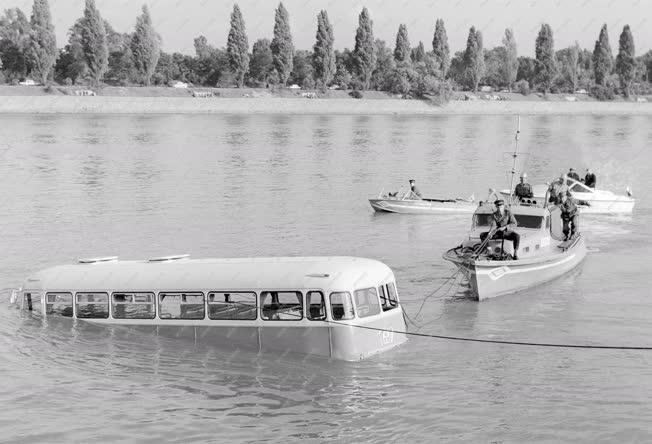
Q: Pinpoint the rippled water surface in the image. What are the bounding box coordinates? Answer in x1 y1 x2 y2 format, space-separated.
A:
1 113 652 442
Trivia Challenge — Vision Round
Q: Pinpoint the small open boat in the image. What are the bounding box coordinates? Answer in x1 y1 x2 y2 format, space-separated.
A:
443 202 587 300
501 177 635 214
369 192 476 214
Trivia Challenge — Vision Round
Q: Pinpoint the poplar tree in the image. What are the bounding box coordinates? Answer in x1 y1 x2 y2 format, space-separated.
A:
270 2 294 85
463 26 484 92
615 25 636 97
502 28 518 91
80 0 108 86
567 42 581 93
131 4 160 86
249 38 273 83
411 41 426 63
0 8 32 80
592 24 613 86
227 4 249 87
312 10 335 86
394 24 410 63
432 19 450 77
28 0 57 84
353 7 376 89
534 23 556 93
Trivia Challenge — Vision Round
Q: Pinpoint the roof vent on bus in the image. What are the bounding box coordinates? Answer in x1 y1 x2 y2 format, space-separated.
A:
78 256 118 264
148 254 190 262
306 273 330 278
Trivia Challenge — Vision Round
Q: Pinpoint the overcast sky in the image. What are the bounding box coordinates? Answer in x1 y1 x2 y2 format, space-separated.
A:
10 0 652 56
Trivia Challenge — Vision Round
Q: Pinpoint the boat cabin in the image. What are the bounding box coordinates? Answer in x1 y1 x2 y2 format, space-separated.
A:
470 202 565 259
17 256 407 361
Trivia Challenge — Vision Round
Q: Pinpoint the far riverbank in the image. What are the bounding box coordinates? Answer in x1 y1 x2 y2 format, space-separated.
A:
1 86 652 115
3 95 652 115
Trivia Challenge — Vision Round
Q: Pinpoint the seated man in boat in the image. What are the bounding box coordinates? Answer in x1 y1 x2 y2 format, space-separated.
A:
547 175 569 204
480 199 521 260
514 173 533 200
567 168 581 182
584 168 596 188
559 193 579 240
405 179 422 200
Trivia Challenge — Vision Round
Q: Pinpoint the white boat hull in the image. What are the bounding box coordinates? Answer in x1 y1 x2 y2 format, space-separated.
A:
445 235 587 301
501 185 636 214
369 198 476 214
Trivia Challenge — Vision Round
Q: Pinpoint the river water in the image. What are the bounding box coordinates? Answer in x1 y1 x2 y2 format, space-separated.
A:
1 113 651 442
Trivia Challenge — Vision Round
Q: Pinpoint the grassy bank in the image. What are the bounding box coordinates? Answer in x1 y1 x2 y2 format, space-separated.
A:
1 86 652 115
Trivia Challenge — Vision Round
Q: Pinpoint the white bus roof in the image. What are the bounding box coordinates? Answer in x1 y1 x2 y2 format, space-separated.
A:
24 256 395 293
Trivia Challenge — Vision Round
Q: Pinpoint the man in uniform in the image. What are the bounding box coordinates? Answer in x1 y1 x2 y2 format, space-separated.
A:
584 168 596 188
406 179 422 200
559 193 579 240
568 168 580 181
480 199 521 260
547 174 569 205
514 173 533 200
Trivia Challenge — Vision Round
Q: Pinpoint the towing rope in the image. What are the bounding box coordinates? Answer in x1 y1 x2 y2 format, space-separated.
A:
7 286 652 351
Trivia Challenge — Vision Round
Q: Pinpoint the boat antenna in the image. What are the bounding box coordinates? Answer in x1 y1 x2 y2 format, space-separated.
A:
508 115 520 205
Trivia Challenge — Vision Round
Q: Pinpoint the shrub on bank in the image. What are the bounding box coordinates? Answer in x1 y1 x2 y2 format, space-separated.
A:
349 90 363 99
515 79 530 95
590 85 615 101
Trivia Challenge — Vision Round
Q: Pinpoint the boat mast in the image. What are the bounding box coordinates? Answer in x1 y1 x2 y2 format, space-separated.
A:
508 116 520 205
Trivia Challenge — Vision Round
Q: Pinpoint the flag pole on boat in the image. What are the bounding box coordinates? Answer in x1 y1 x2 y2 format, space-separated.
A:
508 115 520 205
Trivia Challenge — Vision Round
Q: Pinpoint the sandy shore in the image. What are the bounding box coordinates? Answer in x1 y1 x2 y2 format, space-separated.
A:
2 95 652 115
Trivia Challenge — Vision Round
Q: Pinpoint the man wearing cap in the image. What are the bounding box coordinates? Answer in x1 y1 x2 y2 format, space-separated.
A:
568 168 580 181
480 199 521 260
406 179 422 200
559 193 579 240
514 173 533 200
584 168 596 188
547 174 570 205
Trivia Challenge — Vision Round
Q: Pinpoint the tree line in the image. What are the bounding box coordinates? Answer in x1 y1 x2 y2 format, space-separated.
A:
0 0 650 99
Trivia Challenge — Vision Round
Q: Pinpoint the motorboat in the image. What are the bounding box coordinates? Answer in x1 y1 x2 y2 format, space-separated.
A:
445 116 587 300
11 255 407 361
443 202 587 301
501 177 635 214
369 191 476 214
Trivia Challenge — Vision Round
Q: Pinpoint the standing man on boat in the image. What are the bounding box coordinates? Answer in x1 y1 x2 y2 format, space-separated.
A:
547 174 569 204
584 168 596 188
568 168 581 181
480 199 521 260
559 193 579 240
514 173 533 200
405 179 422 200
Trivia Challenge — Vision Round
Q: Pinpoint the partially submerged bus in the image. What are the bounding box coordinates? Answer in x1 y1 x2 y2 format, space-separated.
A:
14 255 407 361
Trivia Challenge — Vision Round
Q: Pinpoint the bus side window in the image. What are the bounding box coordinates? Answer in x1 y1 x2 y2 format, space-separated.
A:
260 291 303 321
330 292 354 320
306 291 326 321
46 292 73 317
386 283 398 308
378 285 393 312
353 288 381 318
76 292 109 318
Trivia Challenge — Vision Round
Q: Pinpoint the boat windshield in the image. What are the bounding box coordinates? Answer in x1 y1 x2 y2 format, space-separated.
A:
475 214 542 229
514 214 543 229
